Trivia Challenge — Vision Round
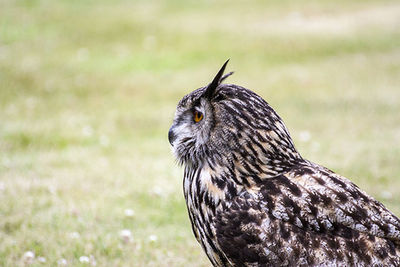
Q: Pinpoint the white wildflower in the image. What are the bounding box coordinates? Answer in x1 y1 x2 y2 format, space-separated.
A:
57 258 67 266
381 191 392 200
0 182 5 192
120 229 133 243
23 251 35 264
149 234 158 243
298 130 311 142
68 232 80 239
124 209 135 217
151 186 163 197
79 256 90 263
37 256 46 263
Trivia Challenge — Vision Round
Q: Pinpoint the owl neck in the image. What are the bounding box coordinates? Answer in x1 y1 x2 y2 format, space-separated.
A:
206 127 304 185
184 123 304 211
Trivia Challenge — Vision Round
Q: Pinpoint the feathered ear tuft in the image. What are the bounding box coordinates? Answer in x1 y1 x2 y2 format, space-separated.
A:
204 59 232 99
220 71 234 83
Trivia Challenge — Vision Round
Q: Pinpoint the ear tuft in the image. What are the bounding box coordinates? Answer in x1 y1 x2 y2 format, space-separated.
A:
220 71 234 83
204 59 231 99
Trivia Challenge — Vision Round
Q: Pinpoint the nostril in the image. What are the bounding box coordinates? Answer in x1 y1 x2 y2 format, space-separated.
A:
168 128 176 145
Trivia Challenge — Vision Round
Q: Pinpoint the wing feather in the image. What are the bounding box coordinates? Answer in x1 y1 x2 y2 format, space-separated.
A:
214 162 400 266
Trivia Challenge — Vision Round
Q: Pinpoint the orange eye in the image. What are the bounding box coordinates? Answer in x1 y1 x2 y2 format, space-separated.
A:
194 111 203 123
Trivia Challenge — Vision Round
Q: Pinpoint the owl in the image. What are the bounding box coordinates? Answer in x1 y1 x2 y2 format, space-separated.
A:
168 60 400 266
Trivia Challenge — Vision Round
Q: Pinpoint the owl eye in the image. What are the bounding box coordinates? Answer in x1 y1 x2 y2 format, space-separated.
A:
193 111 203 123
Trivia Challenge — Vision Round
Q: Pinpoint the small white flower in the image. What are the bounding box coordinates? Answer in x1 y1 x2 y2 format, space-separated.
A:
23 251 35 258
151 186 163 197
0 182 5 192
298 131 311 142
124 209 135 217
68 232 80 239
37 256 46 263
120 229 133 243
23 251 35 264
57 258 68 266
79 256 90 263
381 191 392 200
149 234 158 243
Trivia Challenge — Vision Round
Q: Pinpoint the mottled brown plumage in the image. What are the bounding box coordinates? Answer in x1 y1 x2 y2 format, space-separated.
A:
168 61 400 266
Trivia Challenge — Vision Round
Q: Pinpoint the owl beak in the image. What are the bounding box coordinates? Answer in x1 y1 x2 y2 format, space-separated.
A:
168 127 177 146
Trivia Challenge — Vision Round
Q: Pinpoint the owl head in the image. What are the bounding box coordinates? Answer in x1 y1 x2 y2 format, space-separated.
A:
169 61 301 174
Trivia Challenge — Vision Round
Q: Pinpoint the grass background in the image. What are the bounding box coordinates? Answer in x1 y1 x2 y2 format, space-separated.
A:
1 0 399 266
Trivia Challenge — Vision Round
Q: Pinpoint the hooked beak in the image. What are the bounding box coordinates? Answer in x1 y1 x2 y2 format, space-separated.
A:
168 126 176 146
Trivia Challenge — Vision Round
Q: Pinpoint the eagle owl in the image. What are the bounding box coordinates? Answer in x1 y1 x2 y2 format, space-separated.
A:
168 60 400 266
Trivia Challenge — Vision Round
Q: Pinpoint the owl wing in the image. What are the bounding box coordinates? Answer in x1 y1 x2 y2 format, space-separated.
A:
281 163 400 245
214 163 400 266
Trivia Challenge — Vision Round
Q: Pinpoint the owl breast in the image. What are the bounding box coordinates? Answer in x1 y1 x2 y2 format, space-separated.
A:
183 164 235 266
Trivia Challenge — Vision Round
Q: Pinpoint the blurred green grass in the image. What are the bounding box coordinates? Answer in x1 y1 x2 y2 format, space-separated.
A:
1 0 400 266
